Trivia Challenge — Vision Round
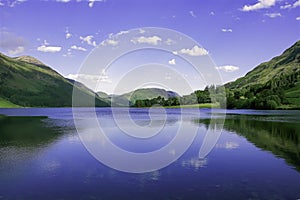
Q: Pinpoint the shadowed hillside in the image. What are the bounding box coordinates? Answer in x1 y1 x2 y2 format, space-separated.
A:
0 53 108 107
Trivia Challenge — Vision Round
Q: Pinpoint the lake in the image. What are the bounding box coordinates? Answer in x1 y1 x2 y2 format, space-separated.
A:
0 108 300 199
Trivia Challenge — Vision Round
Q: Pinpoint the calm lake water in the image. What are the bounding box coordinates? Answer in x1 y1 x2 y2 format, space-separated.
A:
0 108 300 199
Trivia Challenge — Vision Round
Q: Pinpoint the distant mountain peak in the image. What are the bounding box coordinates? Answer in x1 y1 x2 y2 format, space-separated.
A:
14 55 45 66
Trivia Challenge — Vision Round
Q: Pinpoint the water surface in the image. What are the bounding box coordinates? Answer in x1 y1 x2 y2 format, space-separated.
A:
0 108 299 199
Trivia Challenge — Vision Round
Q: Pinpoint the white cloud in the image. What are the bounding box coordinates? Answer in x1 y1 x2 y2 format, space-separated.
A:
88 0 105 8
116 30 129 36
70 45 87 51
168 59 176 65
63 49 73 57
280 4 291 9
221 28 233 32
37 45 62 53
66 74 96 81
293 0 300 7
265 12 282 18
99 69 112 83
8 46 24 55
80 35 97 47
59 0 107 5
4 0 27 7
280 0 300 9
210 11 215 16
165 38 175 45
100 39 118 46
66 33 72 39
242 0 276 11
131 36 162 45
106 39 118 46
88 0 95 7
174 45 209 56
66 71 112 83
65 28 72 39
139 29 146 34
296 16 300 20
189 11 197 18
43 40 49 45
107 32 114 38
216 65 239 72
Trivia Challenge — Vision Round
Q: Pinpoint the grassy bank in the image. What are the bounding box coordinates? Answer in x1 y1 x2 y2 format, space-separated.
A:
277 104 300 110
0 97 20 108
164 103 219 109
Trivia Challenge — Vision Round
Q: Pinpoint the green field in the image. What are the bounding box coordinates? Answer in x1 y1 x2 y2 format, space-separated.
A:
0 97 20 108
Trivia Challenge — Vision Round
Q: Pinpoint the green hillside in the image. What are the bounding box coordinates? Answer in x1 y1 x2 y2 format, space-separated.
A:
0 53 108 107
96 91 109 99
124 88 178 102
0 97 20 108
129 41 300 109
227 41 300 89
1 40 299 109
225 40 300 109
109 88 179 106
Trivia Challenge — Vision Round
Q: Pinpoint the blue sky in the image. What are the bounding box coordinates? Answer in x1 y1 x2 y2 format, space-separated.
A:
0 0 299 93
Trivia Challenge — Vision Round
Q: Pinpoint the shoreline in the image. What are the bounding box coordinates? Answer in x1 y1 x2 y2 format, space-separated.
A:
1 103 300 110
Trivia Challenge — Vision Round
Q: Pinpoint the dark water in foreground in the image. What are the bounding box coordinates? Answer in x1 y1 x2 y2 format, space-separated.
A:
0 108 300 200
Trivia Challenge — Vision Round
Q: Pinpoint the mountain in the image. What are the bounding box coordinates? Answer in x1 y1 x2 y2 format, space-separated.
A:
227 40 300 89
109 88 180 106
1 40 299 109
121 41 300 109
0 53 108 107
122 88 180 102
14 56 46 66
225 40 300 109
96 91 109 98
